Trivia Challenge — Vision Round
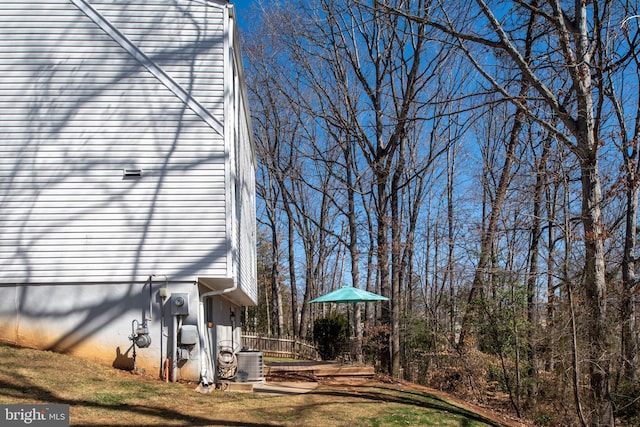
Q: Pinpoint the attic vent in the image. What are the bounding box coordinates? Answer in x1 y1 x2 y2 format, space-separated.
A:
123 169 142 179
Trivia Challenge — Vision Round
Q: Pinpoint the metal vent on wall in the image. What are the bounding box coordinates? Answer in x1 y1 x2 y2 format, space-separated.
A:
123 169 142 179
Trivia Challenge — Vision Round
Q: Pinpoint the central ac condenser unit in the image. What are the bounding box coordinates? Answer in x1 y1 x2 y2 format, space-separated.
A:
236 351 264 383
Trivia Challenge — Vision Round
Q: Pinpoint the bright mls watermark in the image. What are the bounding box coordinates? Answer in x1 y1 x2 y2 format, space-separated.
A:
1 404 69 426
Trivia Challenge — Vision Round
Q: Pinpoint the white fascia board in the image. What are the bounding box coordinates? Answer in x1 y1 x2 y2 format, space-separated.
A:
193 0 228 8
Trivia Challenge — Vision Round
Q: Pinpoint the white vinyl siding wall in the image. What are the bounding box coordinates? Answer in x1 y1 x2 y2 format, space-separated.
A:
232 28 258 305
0 0 232 283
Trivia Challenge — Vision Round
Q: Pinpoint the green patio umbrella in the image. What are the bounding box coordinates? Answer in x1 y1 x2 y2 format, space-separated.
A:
309 286 388 303
309 286 388 362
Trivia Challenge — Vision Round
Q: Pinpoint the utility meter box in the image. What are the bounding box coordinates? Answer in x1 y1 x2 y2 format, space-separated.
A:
179 325 198 345
170 293 189 316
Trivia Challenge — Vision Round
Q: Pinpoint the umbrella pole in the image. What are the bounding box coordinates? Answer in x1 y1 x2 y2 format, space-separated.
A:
355 302 363 363
351 302 355 362
347 303 350 345
347 303 351 362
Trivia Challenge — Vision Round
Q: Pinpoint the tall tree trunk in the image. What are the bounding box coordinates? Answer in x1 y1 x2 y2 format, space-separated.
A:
526 135 550 403
457 2 535 347
545 181 558 372
555 2 613 420
621 186 638 382
344 140 364 361
270 225 283 336
298 251 316 339
458 1 616 421
607 47 640 383
377 171 392 373
579 155 614 426
446 143 456 345
286 208 298 336
390 135 406 378
364 196 376 327
457 105 525 349
568 282 588 427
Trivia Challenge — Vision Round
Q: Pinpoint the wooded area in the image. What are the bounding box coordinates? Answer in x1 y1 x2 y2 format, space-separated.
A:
240 1 639 425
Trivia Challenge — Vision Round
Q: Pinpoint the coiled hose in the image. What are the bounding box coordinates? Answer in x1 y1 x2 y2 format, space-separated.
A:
216 348 237 380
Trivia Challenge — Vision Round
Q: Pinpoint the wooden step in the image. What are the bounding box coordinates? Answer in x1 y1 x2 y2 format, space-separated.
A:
265 361 375 378
312 366 375 377
219 381 254 392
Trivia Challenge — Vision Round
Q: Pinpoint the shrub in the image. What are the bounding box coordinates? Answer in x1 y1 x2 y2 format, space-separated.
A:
313 313 349 360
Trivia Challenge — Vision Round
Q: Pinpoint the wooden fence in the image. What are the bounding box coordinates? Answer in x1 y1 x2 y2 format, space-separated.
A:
241 334 320 360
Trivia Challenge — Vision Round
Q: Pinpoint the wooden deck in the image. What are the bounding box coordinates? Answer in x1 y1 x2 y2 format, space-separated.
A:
242 334 320 360
264 361 375 378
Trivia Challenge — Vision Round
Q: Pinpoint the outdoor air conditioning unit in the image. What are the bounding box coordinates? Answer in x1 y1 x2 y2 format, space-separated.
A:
236 351 264 383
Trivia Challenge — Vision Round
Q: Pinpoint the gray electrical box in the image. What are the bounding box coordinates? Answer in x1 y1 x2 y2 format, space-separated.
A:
179 325 198 345
170 293 189 316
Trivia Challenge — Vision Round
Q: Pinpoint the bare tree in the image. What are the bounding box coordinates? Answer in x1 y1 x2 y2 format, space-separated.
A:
258 0 449 376
458 83 531 350
607 12 640 383
415 0 638 423
244 1 638 422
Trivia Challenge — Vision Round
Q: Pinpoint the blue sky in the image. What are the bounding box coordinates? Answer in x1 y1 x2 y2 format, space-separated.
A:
230 0 261 30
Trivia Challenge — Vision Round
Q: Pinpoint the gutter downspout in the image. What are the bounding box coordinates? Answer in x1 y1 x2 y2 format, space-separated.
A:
197 281 237 387
198 2 239 389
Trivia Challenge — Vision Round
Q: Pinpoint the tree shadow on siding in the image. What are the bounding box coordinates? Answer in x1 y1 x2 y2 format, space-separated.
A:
4 0 245 367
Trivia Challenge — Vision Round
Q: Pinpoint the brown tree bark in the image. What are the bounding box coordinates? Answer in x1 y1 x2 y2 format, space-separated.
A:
525 134 551 404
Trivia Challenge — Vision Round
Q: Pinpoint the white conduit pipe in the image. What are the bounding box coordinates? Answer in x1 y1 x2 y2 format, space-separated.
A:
197 281 237 387
152 275 169 382
172 314 179 383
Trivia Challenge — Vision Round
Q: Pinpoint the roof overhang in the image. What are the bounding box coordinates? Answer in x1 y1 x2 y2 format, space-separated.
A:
198 277 255 306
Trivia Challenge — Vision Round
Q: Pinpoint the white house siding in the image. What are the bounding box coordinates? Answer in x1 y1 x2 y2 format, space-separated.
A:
0 0 257 381
89 0 225 119
233 40 258 306
0 0 230 283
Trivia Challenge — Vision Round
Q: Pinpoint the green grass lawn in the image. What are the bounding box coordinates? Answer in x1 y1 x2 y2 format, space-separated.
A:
0 343 505 426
